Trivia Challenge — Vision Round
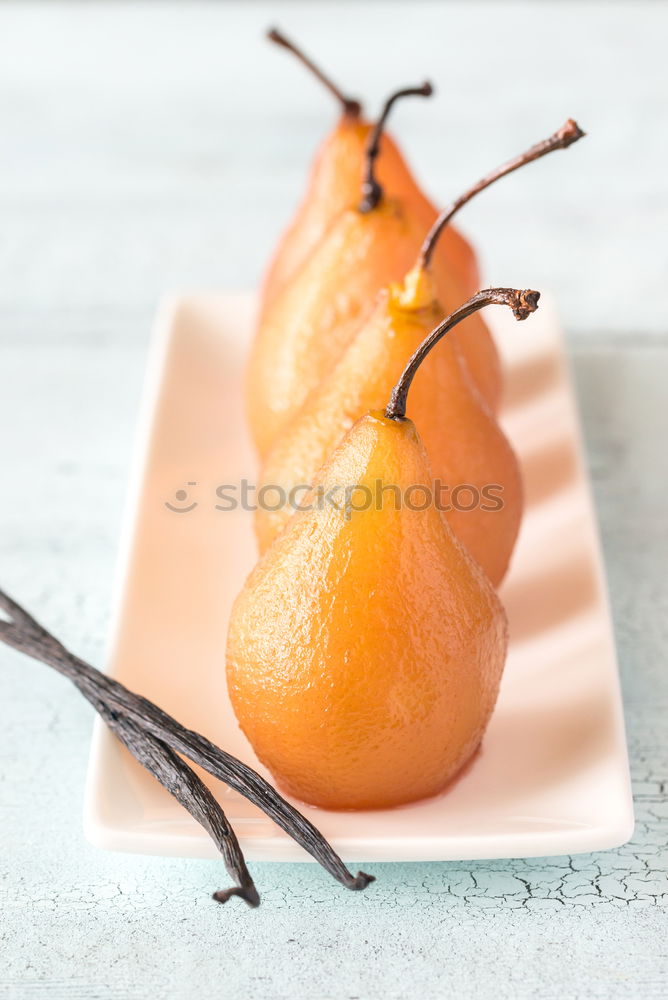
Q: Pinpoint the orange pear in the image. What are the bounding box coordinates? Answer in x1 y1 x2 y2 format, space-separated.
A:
247 81 433 457
256 280 538 584
227 294 534 808
260 29 445 310
248 116 583 456
259 30 477 311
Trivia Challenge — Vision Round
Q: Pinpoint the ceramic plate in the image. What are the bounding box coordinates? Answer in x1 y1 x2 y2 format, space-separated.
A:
84 292 634 862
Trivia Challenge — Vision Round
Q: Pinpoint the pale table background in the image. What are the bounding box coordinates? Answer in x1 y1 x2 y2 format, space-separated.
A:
1 2 667 998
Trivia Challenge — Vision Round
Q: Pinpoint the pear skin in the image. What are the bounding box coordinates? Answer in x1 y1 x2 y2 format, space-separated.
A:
260 119 418 311
247 199 423 457
247 200 499 458
249 102 503 457
227 412 508 810
257 109 496 406
256 111 584 431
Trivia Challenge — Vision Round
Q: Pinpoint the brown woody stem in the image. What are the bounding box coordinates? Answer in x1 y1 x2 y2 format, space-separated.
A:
359 82 433 213
420 119 585 268
386 288 540 420
267 28 362 117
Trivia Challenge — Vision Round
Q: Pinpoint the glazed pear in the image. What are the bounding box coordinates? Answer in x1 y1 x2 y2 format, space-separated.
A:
248 117 583 455
257 281 538 584
260 29 451 310
260 30 477 313
226 300 536 809
247 81 433 456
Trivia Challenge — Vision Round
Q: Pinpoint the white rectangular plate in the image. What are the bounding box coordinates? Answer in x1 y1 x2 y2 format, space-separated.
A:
84 292 634 862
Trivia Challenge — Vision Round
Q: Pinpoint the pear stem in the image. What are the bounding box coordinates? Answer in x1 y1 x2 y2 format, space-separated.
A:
267 28 362 117
359 82 433 213
419 119 585 269
385 288 540 421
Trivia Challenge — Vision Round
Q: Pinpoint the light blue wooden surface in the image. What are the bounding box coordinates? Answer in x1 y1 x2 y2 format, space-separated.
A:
1 3 666 998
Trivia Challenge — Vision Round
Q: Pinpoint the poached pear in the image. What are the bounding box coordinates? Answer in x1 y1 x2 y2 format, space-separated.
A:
228 289 537 810
248 116 583 456
255 268 525 585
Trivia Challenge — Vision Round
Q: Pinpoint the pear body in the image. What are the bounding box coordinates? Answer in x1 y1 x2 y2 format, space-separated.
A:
255 284 521 585
260 118 406 310
249 129 502 458
227 413 508 810
247 199 421 457
259 115 481 313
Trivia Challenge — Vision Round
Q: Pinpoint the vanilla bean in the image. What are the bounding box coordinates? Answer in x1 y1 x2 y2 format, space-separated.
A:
0 588 374 896
0 591 257 906
91 695 259 907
